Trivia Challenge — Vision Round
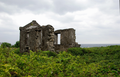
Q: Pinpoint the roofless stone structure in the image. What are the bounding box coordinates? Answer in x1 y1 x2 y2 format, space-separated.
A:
19 20 80 53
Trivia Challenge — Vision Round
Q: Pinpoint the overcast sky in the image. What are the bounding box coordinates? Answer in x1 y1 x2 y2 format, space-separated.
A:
0 0 119 45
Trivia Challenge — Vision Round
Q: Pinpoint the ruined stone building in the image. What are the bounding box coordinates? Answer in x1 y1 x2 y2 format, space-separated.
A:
19 20 80 53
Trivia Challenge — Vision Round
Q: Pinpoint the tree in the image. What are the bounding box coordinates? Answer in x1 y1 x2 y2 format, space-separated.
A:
14 41 20 48
1 42 11 48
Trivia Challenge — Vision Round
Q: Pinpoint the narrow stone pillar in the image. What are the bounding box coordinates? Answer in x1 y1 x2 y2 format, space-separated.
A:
41 25 55 52
54 34 58 44
56 34 58 44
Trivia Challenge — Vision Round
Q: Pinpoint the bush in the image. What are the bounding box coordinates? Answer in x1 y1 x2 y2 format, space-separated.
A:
13 41 20 48
67 47 87 56
41 51 57 57
1 42 11 48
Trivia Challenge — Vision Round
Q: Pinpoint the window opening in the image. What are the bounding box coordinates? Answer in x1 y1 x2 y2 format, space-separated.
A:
58 34 61 44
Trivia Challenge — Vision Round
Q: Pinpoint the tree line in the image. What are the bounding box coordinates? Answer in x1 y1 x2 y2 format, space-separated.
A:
0 41 20 48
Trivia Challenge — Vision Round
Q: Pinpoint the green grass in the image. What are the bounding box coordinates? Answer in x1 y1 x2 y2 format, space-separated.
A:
0 45 120 77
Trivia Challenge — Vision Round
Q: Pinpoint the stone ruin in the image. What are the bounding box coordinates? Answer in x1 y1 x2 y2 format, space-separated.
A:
19 20 80 53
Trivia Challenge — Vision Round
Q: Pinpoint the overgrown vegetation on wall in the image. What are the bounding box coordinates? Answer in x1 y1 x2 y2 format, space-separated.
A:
0 45 120 77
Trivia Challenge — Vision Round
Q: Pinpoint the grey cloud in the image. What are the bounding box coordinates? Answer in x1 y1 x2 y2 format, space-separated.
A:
0 15 19 44
0 2 22 14
0 0 118 15
0 0 88 15
0 27 17 33
0 0 53 14
0 32 19 45
52 0 87 14
115 19 120 24
76 28 120 44
88 0 118 14
47 13 75 23
0 15 16 28
0 19 19 44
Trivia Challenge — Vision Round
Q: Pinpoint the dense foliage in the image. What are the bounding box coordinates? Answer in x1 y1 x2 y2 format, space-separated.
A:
1 42 11 48
12 41 20 48
0 41 20 48
0 45 120 77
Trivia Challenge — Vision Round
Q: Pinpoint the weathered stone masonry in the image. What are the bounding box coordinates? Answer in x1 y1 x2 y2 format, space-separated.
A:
19 20 80 53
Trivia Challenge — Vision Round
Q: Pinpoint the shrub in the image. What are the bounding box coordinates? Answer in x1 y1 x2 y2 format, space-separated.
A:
12 41 20 48
40 51 57 57
67 47 87 56
1 42 11 48
47 51 57 57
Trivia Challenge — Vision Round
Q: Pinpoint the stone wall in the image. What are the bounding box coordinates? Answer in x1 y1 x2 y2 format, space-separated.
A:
54 28 80 52
19 20 42 52
41 25 55 52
